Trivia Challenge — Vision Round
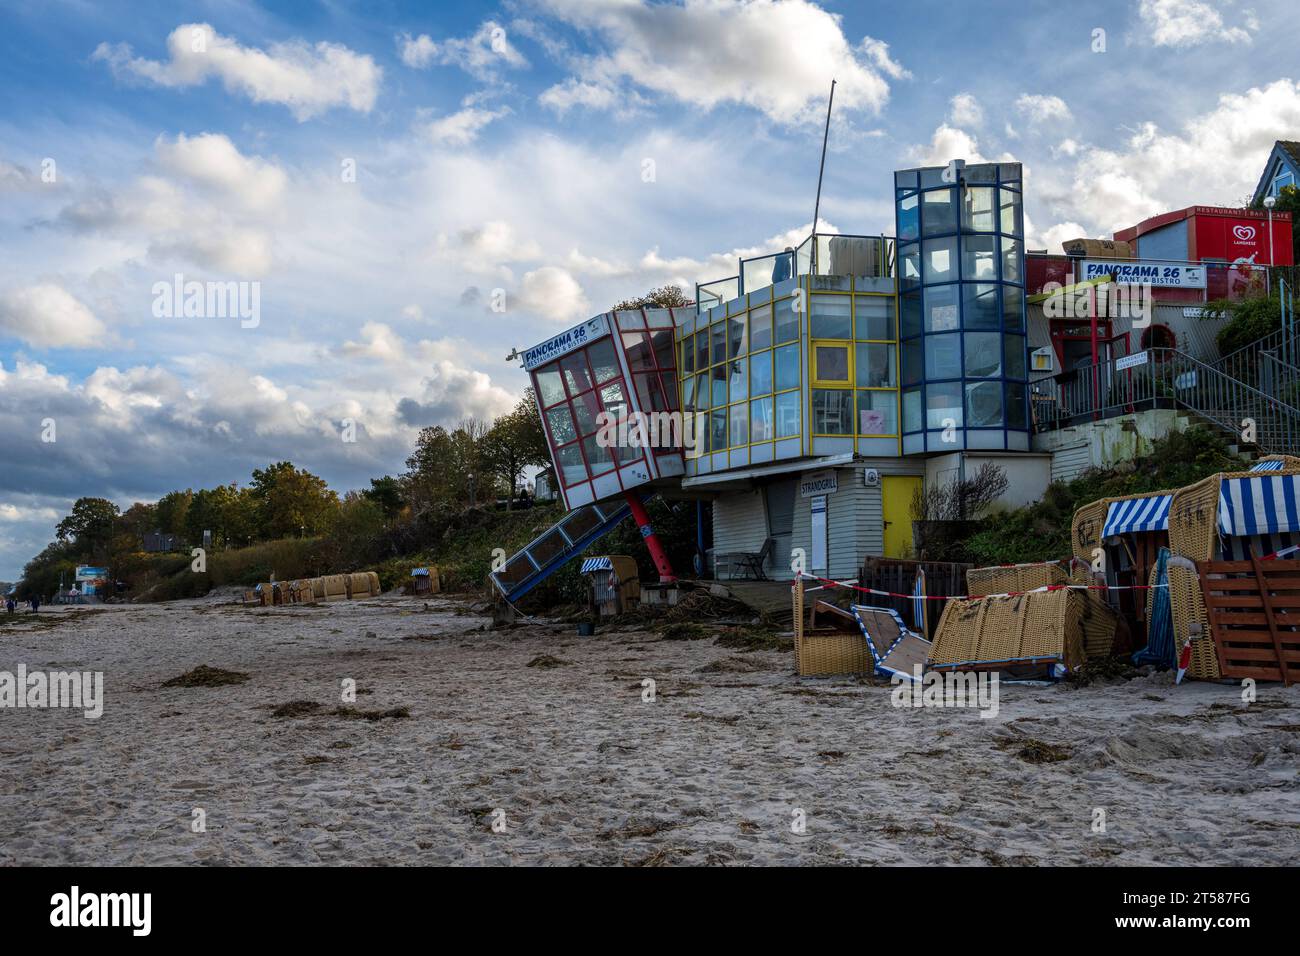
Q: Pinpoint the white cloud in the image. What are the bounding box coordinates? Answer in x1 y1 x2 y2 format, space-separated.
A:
1138 0 1257 48
428 107 510 146
536 0 905 122
397 21 528 76
908 124 992 167
1045 78 1300 235
539 77 623 114
0 284 107 349
92 23 381 120
154 132 286 211
948 92 983 128
1015 93 1072 124
518 267 589 324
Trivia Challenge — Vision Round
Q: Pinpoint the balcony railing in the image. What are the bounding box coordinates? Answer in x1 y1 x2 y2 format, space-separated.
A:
1032 347 1300 457
696 232 896 315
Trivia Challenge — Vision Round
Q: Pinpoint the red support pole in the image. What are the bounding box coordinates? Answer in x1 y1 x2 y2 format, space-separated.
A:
625 493 676 583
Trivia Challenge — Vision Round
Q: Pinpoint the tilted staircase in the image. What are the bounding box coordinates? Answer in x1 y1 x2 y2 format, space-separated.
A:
489 495 656 605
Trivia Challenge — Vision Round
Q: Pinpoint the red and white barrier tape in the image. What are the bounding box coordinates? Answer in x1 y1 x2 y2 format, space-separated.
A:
794 571 1167 602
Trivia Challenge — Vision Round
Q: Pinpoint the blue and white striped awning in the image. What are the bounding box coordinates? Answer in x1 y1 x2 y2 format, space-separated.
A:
1218 474 1300 536
1102 495 1172 538
1250 459 1284 472
579 557 614 574
410 567 430 576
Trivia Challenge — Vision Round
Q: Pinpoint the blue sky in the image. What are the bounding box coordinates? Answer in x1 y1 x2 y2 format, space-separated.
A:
0 0 1297 579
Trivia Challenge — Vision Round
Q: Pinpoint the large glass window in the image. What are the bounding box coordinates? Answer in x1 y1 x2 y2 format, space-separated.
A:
814 344 850 383
582 434 615 475
728 358 747 403
962 186 996 233
898 192 919 241
1003 334 1027 379
924 283 959 332
901 338 923 385
925 333 962 380
710 366 727 408
775 298 799 343
750 305 773 351
965 381 1004 428
927 382 963 429
727 317 747 359
557 444 586 486
962 234 998 282
903 388 922 433
710 323 726 365
856 343 896 387
999 187 1022 236
810 295 852 339
589 338 621 381
900 244 921 289
1006 382 1027 429
1002 286 1025 330
922 237 958 284
963 283 1000 329
964 332 1002 378
775 343 801 392
749 350 773 395
922 188 957 236
1001 236 1022 284
729 403 748 446
900 292 922 337
812 389 853 434
547 406 577 445
561 353 592 396
622 332 653 370
751 396 774 442
854 296 892 340
775 390 800 438
856 390 898 435
536 364 565 407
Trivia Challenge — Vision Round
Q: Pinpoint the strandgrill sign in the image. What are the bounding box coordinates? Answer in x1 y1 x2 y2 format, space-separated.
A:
523 316 611 370
800 469 838 498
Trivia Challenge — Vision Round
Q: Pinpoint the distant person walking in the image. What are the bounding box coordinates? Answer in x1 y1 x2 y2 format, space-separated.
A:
29 596 40 613
5 597 14 614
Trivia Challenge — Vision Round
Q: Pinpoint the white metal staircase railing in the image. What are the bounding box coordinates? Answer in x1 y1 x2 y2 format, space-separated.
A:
1033 347 1300 456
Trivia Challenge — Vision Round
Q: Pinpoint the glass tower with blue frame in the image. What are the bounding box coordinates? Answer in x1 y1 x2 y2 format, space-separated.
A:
895 161 1030 454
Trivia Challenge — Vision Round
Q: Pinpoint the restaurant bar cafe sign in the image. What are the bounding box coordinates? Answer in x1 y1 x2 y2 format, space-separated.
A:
523 315 611 370
1082 260 1206 289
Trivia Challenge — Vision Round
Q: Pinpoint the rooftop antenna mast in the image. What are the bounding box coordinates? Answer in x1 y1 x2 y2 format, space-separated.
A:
812 78 836 234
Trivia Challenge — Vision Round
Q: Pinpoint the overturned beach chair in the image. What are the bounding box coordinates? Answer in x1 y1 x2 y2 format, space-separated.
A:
850 605 932 682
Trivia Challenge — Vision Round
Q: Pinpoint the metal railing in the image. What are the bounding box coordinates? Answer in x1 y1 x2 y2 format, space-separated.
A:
698 232 896 313
1033 347 1300 456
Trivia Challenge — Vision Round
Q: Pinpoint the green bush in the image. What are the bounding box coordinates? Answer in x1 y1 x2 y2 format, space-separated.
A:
963 426 1240 565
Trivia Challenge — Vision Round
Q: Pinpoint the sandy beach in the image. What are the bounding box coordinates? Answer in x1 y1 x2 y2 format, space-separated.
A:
1 594 1297 867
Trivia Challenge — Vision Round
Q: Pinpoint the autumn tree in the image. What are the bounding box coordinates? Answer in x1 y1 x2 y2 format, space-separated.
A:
480 389 550 508
55 497 120 554
403 419 496 515
154 489 193 538
185 484 257 548
249 462 340 539
611 285 694 311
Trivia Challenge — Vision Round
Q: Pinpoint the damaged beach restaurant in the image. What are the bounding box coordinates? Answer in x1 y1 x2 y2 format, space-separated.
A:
489 156 1298 685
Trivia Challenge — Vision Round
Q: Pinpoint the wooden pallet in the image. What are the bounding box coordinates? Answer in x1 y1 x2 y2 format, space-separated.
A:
1197 553 1300 685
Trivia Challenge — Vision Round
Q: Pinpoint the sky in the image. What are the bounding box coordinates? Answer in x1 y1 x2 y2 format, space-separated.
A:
0 0 1297 579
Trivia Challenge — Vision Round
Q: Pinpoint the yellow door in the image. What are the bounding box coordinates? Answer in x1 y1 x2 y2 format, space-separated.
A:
882 476 922 558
